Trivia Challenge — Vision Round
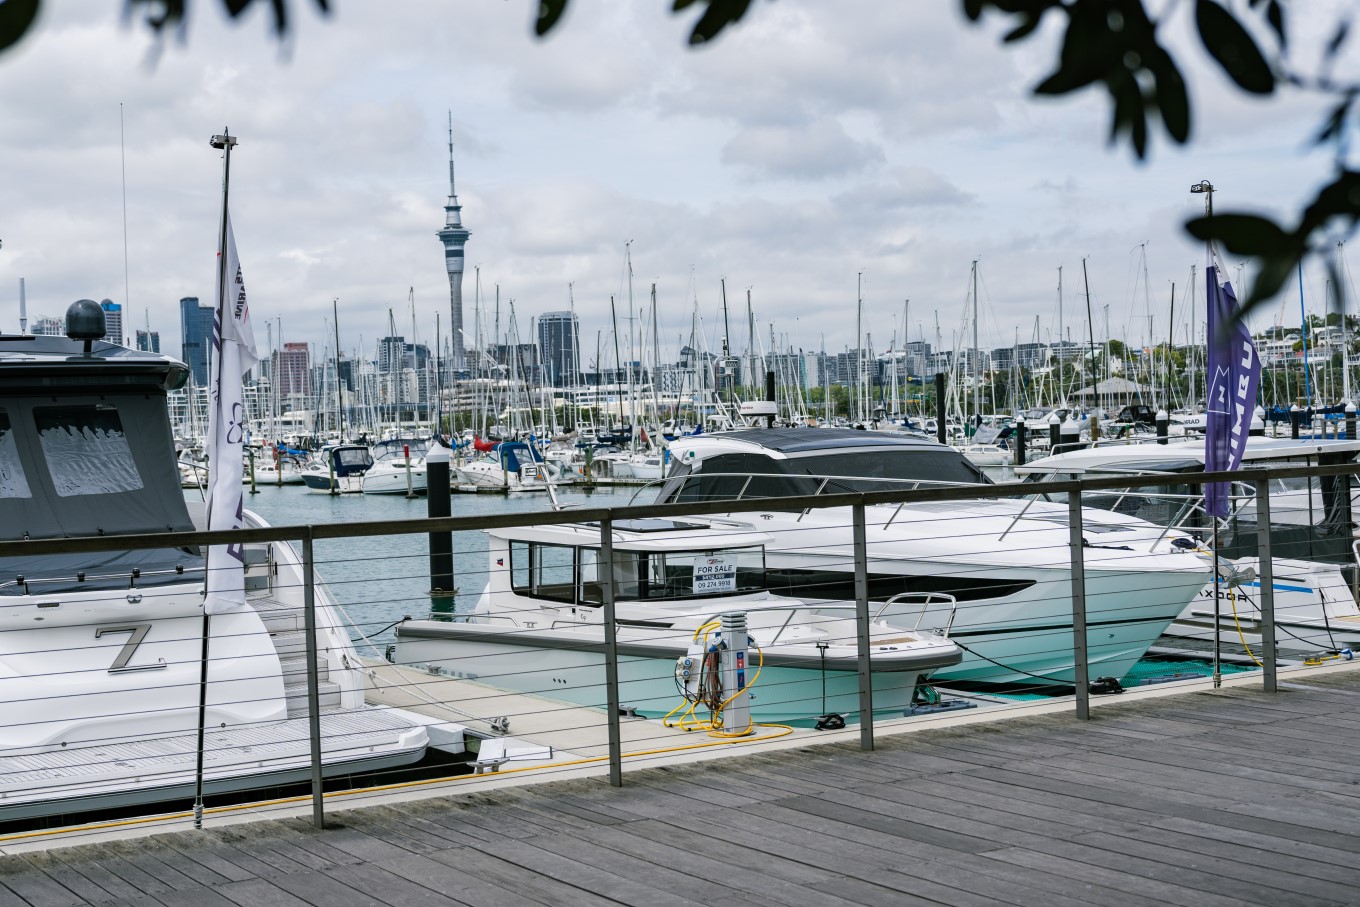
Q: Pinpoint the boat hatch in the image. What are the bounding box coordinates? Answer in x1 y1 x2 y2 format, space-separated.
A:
608 518 710 533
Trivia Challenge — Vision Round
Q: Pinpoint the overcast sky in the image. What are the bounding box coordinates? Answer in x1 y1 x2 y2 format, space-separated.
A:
0 1 1348 369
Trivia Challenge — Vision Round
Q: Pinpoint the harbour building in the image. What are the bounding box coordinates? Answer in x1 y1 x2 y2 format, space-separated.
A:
135 329 160 353
537 310 580 388
179 296 214 387
99 300 123 347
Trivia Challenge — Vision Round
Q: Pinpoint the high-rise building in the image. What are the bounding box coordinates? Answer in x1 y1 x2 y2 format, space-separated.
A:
99 300 123 346
180 296 215 386
31 315 64 337
537 311 580 387
436 113 471 372
377 336 407 375
273 342 310 396
135 329 160 353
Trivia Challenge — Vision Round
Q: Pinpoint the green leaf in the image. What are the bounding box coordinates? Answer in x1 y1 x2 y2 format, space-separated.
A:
1195 0 1274 94
0 0 39 53
1148 46 1190 143
534 0 568 37
1327 19 1350 60
1299 170 1360 235
1314 96 1353 145
1185 212 1296 255
1264 0 1285 47
682 0 753 46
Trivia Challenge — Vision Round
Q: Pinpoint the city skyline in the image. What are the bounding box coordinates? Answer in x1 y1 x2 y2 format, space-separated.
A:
0 4 1347 370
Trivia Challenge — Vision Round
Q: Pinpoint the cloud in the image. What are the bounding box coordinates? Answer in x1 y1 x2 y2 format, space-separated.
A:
721 120 884 181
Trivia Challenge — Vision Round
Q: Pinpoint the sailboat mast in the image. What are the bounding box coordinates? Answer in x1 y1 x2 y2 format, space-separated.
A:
1081 257 1099 441
856 272 864 424
1340 241 1351 404
971 260 980 426
1057 266 1065 405
332 298 345 442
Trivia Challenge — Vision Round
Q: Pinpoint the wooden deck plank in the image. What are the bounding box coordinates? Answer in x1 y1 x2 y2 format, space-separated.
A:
420 847 621 907
370 853 546 907
469 838 695 907
5 669 1360 906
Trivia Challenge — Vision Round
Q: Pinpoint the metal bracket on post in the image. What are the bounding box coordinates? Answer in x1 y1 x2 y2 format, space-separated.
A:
1254 478 1277 693
302 530 326 828
1067 493 1091 720
599 516 623 787
852 500 874 751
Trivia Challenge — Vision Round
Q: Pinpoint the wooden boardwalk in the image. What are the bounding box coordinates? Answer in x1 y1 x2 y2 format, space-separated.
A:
5 669 1360 906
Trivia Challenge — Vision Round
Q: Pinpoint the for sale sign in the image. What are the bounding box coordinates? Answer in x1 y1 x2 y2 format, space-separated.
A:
692 555 737 594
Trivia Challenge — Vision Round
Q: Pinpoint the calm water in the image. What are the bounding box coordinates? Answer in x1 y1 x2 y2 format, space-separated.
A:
212 483 645 653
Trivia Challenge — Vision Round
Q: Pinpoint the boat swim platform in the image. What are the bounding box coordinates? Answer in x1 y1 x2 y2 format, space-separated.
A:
5 664 1360 905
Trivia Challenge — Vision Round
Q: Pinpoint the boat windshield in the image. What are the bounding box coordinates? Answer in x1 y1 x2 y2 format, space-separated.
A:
0 394 202 595
658 448 988 504
510 540 766 604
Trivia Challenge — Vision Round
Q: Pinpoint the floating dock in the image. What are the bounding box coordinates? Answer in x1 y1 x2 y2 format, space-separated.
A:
3 661 1360 906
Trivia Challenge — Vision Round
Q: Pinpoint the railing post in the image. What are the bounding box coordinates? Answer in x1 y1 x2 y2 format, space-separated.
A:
302 530 326 828
853 500 874 751
599 516 623 786
1254 477 1277 693
1067 490 1090 720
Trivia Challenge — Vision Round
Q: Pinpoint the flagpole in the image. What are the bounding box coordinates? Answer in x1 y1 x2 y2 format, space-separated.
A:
1191 179 1224 690
196 129 237 830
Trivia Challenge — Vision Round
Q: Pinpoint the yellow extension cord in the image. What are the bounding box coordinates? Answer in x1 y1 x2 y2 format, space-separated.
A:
662 620 791 740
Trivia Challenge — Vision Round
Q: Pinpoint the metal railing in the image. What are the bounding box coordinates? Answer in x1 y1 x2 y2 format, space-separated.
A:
0 459 1356 837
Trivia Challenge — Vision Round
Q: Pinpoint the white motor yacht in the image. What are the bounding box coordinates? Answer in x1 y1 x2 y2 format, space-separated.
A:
395 518 962 725
1014 436 1360 654
362 437 430 495
0 308 459 822
300 443 373 493
455 440 553 491
652 429 1213 689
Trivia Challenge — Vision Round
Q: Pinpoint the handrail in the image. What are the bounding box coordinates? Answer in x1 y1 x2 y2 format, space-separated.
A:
872 592 958 634
3 460 1358 559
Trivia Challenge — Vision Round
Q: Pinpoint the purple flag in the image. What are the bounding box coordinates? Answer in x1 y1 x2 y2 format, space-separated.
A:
1204 264 1261 518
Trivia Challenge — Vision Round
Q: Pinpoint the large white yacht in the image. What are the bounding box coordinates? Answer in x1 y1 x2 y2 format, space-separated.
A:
394 517 963 724
651 429 1213 688
1013 437 1360 654
0 306 461 822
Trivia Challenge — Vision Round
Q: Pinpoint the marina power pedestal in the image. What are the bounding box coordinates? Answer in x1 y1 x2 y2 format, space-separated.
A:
719 611 753 734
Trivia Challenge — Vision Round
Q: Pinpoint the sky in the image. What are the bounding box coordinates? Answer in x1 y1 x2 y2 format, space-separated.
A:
0 0 1351 369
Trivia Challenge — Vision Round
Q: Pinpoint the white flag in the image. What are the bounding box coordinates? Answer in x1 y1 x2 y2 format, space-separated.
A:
204 215 259 615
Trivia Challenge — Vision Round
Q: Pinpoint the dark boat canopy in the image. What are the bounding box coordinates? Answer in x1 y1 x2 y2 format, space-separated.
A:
0 334 199 594
658 427 989 503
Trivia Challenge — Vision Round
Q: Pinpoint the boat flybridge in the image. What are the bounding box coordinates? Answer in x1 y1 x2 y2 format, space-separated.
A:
395 518 963 725
0 306 464 822
650 428 1213 689
1013 436 1360 654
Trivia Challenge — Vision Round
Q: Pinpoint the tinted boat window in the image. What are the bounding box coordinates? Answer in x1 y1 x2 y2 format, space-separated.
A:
35 405 143 497
0 409 31 499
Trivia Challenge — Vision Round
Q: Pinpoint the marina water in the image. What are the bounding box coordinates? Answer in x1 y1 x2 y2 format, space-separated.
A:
209 484 641 652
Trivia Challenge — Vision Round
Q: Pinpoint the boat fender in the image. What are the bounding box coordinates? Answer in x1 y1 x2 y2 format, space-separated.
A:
1089 676 1124 695
815 714 846 731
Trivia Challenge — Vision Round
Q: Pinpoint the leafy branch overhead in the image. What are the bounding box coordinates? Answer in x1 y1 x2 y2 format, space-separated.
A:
0 0 1353 314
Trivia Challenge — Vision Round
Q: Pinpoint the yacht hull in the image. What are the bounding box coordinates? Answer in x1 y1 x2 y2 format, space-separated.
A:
396 620 961 726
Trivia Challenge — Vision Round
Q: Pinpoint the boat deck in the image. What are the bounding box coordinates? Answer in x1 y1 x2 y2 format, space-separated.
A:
0 707 433 822
3 664 1360 904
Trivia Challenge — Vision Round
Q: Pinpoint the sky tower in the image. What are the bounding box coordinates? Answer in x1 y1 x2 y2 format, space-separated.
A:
437 112 471 371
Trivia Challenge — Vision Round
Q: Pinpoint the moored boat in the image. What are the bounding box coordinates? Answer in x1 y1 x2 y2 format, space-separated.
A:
650 428 1213 688
0 304 452 821
395 517 962 725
